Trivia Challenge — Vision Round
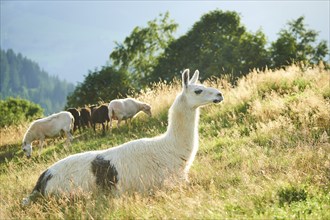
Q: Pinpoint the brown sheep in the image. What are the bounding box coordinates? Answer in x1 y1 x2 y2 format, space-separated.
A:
67 108 81 133
91 104 109 134
80 107 92 129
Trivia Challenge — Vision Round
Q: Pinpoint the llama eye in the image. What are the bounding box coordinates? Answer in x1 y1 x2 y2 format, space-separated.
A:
194 89 203 95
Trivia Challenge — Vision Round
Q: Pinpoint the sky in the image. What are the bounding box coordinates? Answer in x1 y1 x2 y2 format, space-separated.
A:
1 1 329 84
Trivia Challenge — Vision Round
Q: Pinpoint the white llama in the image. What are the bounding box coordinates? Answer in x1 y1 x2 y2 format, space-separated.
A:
22 69 223 205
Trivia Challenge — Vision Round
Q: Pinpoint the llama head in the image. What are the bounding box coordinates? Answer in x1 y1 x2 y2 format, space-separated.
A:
22 141 32 158
182 69 223 109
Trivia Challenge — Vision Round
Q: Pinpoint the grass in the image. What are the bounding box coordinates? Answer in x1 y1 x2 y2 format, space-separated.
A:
1 64 329 219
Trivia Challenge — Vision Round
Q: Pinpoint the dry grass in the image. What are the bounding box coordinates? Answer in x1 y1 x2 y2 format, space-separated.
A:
0 122 29 147
0 64 329 219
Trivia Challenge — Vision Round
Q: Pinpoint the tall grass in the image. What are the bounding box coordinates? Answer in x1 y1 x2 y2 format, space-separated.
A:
1 64 329 219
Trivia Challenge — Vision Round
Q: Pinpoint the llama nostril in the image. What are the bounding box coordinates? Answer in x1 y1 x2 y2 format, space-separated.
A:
217 92 222 97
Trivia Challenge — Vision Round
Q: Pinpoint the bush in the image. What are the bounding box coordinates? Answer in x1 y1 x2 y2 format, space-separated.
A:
0 97 43 127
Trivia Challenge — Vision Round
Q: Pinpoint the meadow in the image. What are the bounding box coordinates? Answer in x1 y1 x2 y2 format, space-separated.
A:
0 64 329 219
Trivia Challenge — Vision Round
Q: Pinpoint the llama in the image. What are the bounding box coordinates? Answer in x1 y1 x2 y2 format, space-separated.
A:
22 69 223 205
108 98 152 129
22 111 74 158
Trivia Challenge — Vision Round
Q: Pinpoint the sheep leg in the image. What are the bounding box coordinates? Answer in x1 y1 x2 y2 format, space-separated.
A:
128 118 132 129
78 120 82 134
125 119 130 130
102 123 105 134
38 138 45 157
109 118 113 131
106 120 109 130
66 130 73 145
117 119 122 128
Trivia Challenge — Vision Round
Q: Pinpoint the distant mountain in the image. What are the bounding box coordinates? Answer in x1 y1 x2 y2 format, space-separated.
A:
0 48 75 114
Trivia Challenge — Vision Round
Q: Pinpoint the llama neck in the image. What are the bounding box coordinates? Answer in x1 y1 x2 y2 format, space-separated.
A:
165 94 199 152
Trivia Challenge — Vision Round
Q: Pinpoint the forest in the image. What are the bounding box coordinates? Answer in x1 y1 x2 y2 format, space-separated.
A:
0 48 75 114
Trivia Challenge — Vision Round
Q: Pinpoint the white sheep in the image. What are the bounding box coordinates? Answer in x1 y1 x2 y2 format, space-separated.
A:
108 98 152 129
22 69 223 205
22 111 74 158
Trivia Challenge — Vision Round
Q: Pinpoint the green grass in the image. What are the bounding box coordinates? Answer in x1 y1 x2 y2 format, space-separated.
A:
0 64 329 219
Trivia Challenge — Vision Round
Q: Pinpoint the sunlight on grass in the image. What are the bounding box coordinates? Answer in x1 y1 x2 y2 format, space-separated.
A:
0 63 329 219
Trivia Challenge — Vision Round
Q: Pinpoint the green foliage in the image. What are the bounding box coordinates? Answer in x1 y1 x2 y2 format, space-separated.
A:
69 12 328 107
108 11 328 91
148 10 270 84
270 16 329 68
0 97 43 127
66 66 133 107
110 12 178 89
0 49 75 114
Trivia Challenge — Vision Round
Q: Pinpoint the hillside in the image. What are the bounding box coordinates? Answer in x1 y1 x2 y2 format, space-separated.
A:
0 64 329 219
0 48 75 114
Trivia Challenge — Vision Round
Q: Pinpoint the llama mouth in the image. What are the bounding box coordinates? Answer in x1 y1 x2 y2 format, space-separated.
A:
213 99 222 103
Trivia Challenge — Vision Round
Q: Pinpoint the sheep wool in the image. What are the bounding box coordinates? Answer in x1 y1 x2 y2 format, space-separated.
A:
22 111 74 158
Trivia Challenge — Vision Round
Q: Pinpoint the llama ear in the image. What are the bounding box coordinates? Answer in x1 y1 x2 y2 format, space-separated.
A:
182 69 190 89
189 70 199 84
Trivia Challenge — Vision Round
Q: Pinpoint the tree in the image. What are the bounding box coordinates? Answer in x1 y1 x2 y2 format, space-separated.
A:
148 10 270 84
109 12 178 89
270 16 329 68
66 66 133 108
238 30 270 74
0 49 10 97
6 49 21 92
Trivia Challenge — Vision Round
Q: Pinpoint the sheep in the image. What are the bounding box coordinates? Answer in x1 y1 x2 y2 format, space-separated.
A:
80 107 92 129
91 104 110 134
67 108 81 133
22 111 74 158
108 98 152 129
22 69 223 205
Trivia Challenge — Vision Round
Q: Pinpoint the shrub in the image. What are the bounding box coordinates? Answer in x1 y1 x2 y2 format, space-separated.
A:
0 97 43 127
